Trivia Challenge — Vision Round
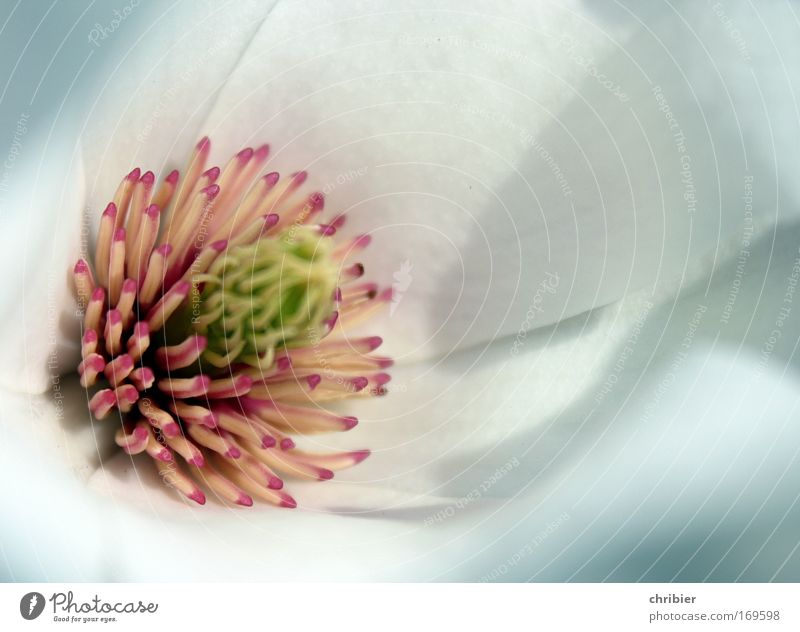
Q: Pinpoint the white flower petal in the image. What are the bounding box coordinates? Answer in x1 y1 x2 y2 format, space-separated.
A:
80 0 282 216
0 141 85 393
197 0 800 360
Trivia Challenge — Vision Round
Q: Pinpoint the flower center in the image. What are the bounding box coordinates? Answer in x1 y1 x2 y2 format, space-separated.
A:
190 226 339 369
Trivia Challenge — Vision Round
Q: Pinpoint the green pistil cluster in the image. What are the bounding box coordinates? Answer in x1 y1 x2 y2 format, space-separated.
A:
191 227 338 368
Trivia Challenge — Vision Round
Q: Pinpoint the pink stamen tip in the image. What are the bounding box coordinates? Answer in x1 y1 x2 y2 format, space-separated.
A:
86 356 105 371
291 171 308 185
319 224 336 236
351 377 369 391
373 373 392 385
319 469 334 481
119 355 134 370
133 427 149 440
91 287 105 301
367 336 383 350
264 213 280 229
196 136 210 152
237 147 254 161
347 262 364 277
173 280 191 294
74 259 89 273
263 172 280 186
261 435 277 449
188 490 206 505
352 449 371 464
333 288 342 302
140 171 155 185
166 169 179 184
309 192 325 210
379 358 394 368
280 438 295 451
225 447 241 459
306 374 322 390
163 423 181 438
254 144 270 160
155 244 172 256
281 496 297 509
238 494 254 507
188 455 205 467
203 166 220 181
355 234 372 248
113 228 126 242
103 202 117 218
276 357 291 371
268 477 283 490
378 288 394 301
343 416 358 430
331 214 347 229
146 204 160 218
83 329 98 343
325 312 339 330
122 278 137 293
210 239 228 252
202 184 220 199
107 309 122 325
127 168 141 181
159 450 173 462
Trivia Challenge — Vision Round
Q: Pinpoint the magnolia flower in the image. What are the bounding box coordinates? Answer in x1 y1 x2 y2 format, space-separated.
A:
2 1 799 581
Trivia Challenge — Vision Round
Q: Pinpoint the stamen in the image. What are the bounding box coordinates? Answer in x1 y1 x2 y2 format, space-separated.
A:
128 204 160 284
152 170 179 210
114 384 139 413
191 462 252 507
89 389 116 419
138 399 181 437
111 169 139 229
73 259 95 308
139 244 172 307
186 424 238 457
104 309 123 356
94 204 116 287
129 366 155 391
115 424 149 455
145 280 190 332
144 428 173 462
81 329 98 357
165 434 205 467
157 375 211 398
78 354 105 388
116 279 137 328
168 401 217 428
242 397 358 433
155 458 206 505
126 321 150 361
155 334 207 371
104 353 134 388
108 228 126 305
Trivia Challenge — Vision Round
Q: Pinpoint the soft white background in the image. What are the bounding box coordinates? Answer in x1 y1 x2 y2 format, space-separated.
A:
0 0 798 581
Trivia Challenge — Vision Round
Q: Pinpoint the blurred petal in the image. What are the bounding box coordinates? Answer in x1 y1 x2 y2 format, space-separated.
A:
81 0 280 216
0 141 84 393
198 0 800 360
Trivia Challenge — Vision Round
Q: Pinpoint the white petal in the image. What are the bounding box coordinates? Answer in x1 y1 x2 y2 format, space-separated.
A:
0 140 85 393
197 0 800 360
80 0 282 216
0 385 109 580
